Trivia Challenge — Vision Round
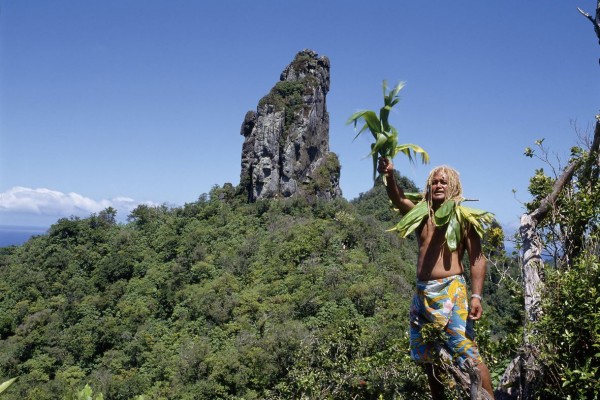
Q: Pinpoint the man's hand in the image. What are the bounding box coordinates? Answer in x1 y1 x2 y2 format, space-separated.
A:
469 298 483 320
377 157 394 176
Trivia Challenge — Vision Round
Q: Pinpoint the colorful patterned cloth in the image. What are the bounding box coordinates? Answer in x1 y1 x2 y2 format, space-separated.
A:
409 274 482 368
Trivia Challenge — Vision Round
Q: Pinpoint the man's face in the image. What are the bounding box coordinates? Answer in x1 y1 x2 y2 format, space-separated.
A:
430 171 448 204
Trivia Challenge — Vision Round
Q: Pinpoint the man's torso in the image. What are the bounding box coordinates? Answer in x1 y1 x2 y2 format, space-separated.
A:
416 218 465 281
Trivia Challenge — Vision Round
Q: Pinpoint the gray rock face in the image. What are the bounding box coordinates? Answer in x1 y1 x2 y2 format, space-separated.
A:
239 49 342 202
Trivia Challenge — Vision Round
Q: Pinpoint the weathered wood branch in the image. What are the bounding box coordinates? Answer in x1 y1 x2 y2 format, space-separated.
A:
530 162 577 222
436 345 494 400
577 0 600 44
496 344 541 400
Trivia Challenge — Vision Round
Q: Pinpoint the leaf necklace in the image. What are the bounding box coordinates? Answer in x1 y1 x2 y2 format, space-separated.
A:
388 194 494 252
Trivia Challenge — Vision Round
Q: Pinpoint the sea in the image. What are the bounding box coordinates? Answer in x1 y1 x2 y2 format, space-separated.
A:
0 225 49 247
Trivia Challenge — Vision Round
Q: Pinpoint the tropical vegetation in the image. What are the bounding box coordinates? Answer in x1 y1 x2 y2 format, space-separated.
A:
0 173 522 399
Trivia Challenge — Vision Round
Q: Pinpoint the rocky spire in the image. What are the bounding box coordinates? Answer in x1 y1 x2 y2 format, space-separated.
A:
239 49 342 202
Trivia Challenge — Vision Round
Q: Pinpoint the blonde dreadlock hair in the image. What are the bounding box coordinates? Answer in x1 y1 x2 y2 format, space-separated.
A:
424 165 463 214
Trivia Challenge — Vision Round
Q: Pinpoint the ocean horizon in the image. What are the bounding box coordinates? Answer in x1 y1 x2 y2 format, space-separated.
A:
0 225 49 247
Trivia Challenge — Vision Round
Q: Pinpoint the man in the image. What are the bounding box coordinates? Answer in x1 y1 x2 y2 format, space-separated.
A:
378 157 495 399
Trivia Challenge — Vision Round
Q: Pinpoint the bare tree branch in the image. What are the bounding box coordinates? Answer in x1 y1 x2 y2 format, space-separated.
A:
577 0 600 43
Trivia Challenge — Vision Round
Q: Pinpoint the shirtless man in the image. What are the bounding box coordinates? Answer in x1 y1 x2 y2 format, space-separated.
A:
378 157 495 399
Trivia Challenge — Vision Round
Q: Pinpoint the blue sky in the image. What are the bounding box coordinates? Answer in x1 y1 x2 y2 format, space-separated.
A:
1 1 598 236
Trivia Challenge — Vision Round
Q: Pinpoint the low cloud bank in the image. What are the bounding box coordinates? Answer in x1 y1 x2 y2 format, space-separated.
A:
0 187 157 223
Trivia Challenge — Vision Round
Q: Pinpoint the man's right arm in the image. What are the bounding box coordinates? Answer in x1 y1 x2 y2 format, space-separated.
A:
378 157 415 214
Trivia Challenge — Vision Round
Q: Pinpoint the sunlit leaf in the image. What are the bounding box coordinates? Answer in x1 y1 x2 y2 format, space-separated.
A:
361 111 382 135
371 133 389 155
0 377 17 394
389 81 406 99
390 201 429 237
404 192 424 202
434 200 455 226
372 151 379 181
445 212 461 251
394 143 430 164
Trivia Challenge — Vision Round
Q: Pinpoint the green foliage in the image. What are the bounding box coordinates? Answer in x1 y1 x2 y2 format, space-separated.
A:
524 139 600 264
73 384 104 400
0 184 520 399
535 247 600 399
306 152 341 197
351 170 418 223
258 78 309 138
474 309 522 388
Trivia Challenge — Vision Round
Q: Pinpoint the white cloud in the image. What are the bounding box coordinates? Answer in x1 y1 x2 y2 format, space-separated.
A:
0 187 157 220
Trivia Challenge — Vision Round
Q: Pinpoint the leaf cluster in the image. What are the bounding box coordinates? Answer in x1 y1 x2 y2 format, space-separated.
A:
535 249 600 399
347 81 429 180
390 199 495 252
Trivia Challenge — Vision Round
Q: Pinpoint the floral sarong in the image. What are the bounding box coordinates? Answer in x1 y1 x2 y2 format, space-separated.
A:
409 274 482 368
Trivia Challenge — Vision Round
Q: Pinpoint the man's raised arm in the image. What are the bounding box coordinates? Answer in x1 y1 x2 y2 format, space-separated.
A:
377 157 415 214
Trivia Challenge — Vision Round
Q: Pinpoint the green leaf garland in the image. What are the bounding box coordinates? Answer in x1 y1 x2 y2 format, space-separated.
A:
389 199 494 252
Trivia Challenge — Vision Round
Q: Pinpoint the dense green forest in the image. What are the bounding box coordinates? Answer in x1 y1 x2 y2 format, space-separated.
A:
0 164 597 399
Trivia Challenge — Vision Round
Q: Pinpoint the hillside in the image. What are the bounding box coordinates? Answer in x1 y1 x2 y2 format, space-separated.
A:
0 174 522 399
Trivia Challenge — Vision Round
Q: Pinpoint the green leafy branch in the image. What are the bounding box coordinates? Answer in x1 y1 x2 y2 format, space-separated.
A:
347 81 429 181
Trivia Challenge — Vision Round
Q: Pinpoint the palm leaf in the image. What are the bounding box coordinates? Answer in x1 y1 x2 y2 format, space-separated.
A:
404 192 424 202
388 127 399 153
389 201 429 237
457 205 494 238
347 111 370 140
394 143 430 164
445 212 461 252
370 132 390 155
382 79 389 99
457 207 482 234
389 81 405 99
460 205 494 219
434 200 455 226
0 377 17 394
380 105 391 132
347 110 367 126
364 112 383 136
372 150 379 181
348 111 380 138
354 123 371 140
381 81 405 131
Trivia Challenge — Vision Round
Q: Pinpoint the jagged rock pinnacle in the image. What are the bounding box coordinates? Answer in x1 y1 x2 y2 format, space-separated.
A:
239 49 342 202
